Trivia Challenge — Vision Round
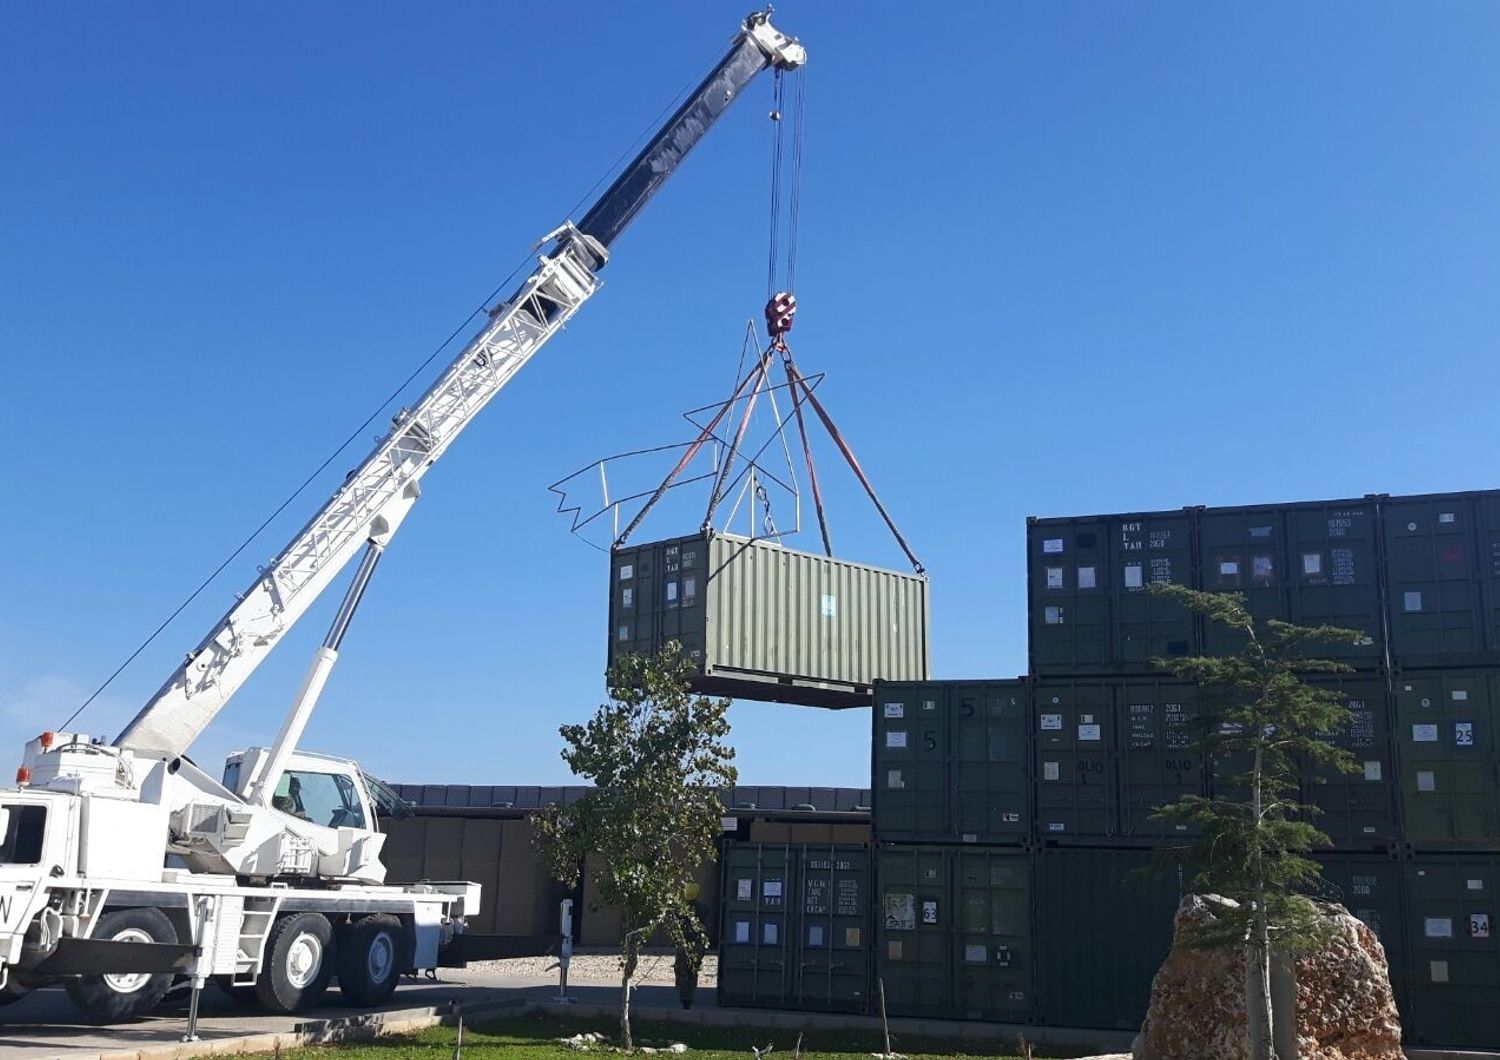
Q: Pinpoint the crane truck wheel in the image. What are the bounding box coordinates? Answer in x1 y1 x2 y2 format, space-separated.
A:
255 912 335 1014
336 914 403 1006
64 907 179 1023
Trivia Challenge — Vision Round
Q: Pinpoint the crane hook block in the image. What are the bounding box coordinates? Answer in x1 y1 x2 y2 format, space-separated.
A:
765 291 797 344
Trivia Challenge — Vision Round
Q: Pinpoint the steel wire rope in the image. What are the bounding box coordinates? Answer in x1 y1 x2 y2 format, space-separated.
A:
58 56 724 732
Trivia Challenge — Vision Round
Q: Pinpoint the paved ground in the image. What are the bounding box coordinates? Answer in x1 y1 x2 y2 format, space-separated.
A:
0 956 705 1060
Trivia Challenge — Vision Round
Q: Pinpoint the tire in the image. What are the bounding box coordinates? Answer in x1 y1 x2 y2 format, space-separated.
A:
64 907 178 1023
337 914 404 1007
255 912 335 1014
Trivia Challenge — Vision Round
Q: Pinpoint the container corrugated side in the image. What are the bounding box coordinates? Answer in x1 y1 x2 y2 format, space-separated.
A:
610 532 929 708
1034 847 1184 1030
872 680 1030 845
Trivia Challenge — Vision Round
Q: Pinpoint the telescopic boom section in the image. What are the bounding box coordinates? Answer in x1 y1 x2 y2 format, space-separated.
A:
113 10 805 760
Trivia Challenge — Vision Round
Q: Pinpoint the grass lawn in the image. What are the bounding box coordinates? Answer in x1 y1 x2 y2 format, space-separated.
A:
271 1011 1077 1060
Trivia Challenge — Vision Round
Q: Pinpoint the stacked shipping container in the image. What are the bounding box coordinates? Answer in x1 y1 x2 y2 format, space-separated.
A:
1023 487 1500 1048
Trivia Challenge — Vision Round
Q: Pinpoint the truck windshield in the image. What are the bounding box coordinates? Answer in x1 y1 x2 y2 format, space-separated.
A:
0 804 46 865
272 771 366 829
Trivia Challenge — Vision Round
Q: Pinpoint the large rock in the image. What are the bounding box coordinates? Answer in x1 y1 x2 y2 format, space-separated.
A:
1134 894 1402 1060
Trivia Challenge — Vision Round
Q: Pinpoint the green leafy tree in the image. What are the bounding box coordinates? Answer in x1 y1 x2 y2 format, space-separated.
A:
1148 584 1365 1060
533 645 736 1049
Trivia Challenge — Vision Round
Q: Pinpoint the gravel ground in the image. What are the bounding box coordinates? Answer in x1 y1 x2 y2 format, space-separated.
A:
466 951 719 987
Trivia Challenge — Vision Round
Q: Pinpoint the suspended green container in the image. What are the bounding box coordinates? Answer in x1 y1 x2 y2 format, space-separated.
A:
872 680 1030 845
717 843 871 1013
874 845 1032 1021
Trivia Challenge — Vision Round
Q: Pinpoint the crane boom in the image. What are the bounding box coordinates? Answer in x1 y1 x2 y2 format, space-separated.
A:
114 11 806 759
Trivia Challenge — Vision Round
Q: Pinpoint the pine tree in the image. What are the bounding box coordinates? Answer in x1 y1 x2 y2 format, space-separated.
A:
1148 584 1366 1060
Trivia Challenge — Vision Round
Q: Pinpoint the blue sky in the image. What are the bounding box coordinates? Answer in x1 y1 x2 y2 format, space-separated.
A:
3 3 1498 788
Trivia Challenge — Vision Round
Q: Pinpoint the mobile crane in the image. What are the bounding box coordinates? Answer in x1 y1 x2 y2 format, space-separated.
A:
0 11 805 1024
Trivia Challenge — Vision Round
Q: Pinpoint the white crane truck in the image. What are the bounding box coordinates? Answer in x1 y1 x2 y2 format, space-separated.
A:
0 11 805 1024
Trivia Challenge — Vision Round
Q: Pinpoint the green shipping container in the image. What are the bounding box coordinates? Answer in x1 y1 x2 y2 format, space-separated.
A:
1027 512 1197 675
718 844 871 1013
1034 848 1185 1030
1198 504 1288 658
1393 671 1499 846
1384 494 1487 668
871 680 1030 845
1403 856 1500 1048
875 845 1032 1021
1117 680 1206 841
1303 675 1399 848
1282 499 1385 665
1034 679 1117 839
609 532 930 709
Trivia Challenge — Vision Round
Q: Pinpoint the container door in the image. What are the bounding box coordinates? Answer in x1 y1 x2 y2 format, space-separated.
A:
1404 857 1500 1048
952 849 1033 1021
1035 848 1183 1030
953 682 1030 843
875 846 953 1017
1394 673 1499 845
1474 493 1500 664
718 845 794 1008
1385 496 1484 668
1035 680 1117 839
1285 500 1384 665
659 538 709 666
872 685 949 843
1303 677 1398 848
1199 507 1288 657
794 847 870 1013
1112 513 1197 667
1118 681 1205 840
608 545 656 667
1029 519 1111 673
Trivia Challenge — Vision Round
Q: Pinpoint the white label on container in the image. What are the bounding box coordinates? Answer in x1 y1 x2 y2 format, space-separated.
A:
886 731 907 749
763 922 779 945
1470 914 1491 938
1077 566 1097 589
821 594 837 618
1404 590 1424 612
887 940 903 960
1043 761 1060 781
1455 722 1475 747
722 817 737 832
808 925 824 947
1425 917 1453 938
1045 606 1065 625
1046 567 1064 589
885 703 905 718
1250 524 1274 538
734 920 750 944
1048 821 1066 832
922 900 939 925
1220 560 1240 576
921 699 938 712
1253 555 1274 578
1078 724 1102 741
1413 724 1439 743
618 564 634 580
1043 538 1064 554
617 624 631 642
1124 564 1144 589
846 928 861 947
1452 689 1470 702
1417 770 1437 792
1470 879 1486 891
1303 552 1322 575
621 587 634 608
1430 960 1450 983
1441 512 1457 523
763 880 782 899
1364 761 1382 781
1041 713 1063 731
665 580 678 602
887 769 904 789
737 879 753 901
964 944 987 963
